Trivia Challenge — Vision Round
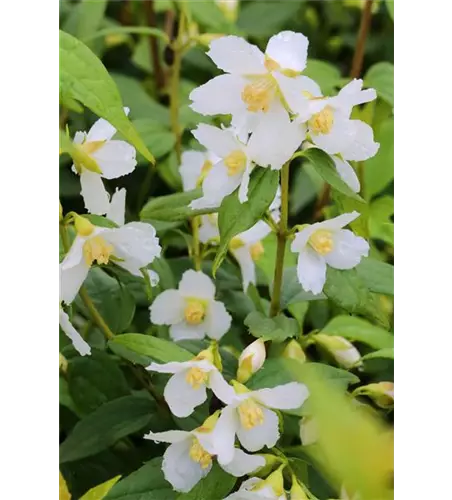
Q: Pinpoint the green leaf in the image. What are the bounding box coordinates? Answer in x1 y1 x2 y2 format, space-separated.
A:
59 30 154 162
355 257 394 296
177 464 236 500
59 395 156 463
386 0 394 21
244 311 299 342
67 350 130 415
320 316 394 349
82 214 119 229
109 334 193 363
140 189 217 222
189 0 231 31
279 266 326 308
76 0 107 43
303 59 342 94
131 119 176 160
289 162 324 215
369 196 394 246
213 168 279 274
362 347 394 361
365 62 394 107
364 118 394 199
300 148 364 201
80 476 121 500
105 458 176 500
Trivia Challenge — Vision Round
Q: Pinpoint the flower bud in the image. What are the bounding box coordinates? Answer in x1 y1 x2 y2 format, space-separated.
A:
73 214 95 237
237 339 266 383
59 353 68 373
59 202 63 222
261 467 285 497
282 340 306 363
290 478 309 499
353 382 394 409
314 334 361 369
196 410 220 434
299 416 318 446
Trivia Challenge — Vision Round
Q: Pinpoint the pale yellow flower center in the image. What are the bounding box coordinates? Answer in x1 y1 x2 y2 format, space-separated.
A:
309 105 334 135
238 399 264 430
250 241 264 261
229 236 245 251
264 56 280 72
184 299 206 325
224 150 247 176
241 75 277 113
189 439 212 469
185 367 209 389
83 236 114 266
80 140 105 155
309 229 334 255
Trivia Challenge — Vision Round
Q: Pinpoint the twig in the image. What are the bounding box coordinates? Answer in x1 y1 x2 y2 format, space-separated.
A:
350 0 374 78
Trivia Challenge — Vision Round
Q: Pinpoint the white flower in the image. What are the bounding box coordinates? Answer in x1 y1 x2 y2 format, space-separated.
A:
106 187 127 226
190 31 313 141
72 107 137 215
190 123 301 208
224 473 286 500
60 216 161 305
59 308 91 356
211 382 309 463
146 352 235 417
237 339 266 383
150 270 231 341
145 423 265 493
199 214 220 244
290 211 369 295
179 150 220 192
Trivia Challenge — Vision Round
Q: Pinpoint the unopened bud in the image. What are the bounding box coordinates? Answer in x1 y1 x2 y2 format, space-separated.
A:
237 339 266 383
282 340 306 363
59 353 68 373
196 410 220 434
314 334 361 369
261 468 285 497
73 214 95 237
353 382 394 409
59 202 63 221
290 478 309 499
299 416 318 446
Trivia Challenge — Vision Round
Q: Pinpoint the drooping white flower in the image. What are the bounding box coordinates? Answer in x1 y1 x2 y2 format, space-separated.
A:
60 216 161 305
150 270 231 341
290 211 369 295
146 350 235 417
59 308 91 356
72 108 137 215
224 471 287 500
237 339 266 383
190 123 301 208
210 382 309 463
179 150 220 192
190 31 314 141
145 418 265 493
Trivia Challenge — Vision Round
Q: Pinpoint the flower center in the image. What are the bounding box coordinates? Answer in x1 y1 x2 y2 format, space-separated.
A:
264 56 280 72
184 299 206 325
229 236 245 250
250 241 264 261
238 399 264 430
309 229 334 255
185 367 209 389
309 105 334 135
224 150 247 176
189 439 212 469
83 236 114 266
80 140 105 155
241 75 276 113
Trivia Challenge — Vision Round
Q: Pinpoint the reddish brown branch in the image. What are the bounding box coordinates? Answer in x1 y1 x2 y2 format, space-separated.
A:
350 0 374 78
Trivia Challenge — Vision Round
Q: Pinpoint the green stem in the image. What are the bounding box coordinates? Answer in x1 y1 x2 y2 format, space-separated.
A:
270 161 290 317
191 216 202 271
79 287 115 340
140 267 154 303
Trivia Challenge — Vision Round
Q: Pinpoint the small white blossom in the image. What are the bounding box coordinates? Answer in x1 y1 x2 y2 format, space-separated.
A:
179 150 220 192
224 473 286 500
290 211 369 295
59 308 91 356
210 382 309 464
72 107 137 215
150 270 231 341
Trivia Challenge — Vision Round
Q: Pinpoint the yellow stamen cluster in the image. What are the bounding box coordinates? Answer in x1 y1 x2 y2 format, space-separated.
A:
309 229 334 255
185 367 209 389
189 439 212 469
241 76 276 113
184 299 206 325
83 236 114 266
238 399 264 429
229 236 245 251
250 241 264 261
224 150 247 176
309 106 334 135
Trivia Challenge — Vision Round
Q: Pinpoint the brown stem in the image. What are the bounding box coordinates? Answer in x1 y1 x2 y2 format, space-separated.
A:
350 0 374 79
143 0 165 92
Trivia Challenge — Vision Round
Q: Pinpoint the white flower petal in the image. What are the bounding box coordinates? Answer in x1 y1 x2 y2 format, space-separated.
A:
317 211 361 232
59 259 90 305
272 73 311 119
296 247 327 295
180 151 206 191
164 370 208 417
311 114 355 155
86 107 129 141
324 229 369 270
60 235 85 270
333 79 376 116
236 406 280 452
266 31 308 72
204 300 232 340
253 382 309 410
73 131 86 145
147 269 160 287
332 156 360 193
208 369 237 405
209 405 239 464
170 322 207 341
145 361 191 375
92 140 137 179
231 246 256 292
238 162 252 203
192 124 240 158
144 429 190 443
199 215 220 244
59 309 91 356
340 120 380 161
150 289 185 324
106 188 126 226
207 36 266 75
239 220 272 244
178 270 216 300
162 439 211 493
190 74 247 116
220 448 265 476
80 170 110 215
247 103 304 170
